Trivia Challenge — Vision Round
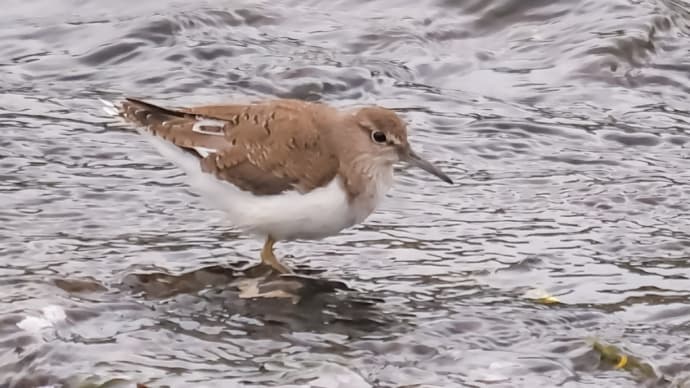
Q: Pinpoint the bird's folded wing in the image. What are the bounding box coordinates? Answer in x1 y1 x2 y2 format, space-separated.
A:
119 98 340 195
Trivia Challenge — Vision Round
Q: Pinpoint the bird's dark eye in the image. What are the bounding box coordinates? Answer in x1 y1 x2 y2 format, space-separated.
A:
371 130 387 144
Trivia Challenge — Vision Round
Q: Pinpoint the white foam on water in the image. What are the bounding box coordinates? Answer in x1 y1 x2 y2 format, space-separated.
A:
16 305 67 334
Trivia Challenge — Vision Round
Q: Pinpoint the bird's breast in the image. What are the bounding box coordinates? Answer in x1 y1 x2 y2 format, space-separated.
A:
348 164 394 224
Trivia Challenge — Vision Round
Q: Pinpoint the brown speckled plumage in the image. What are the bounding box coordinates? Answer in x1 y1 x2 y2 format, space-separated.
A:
118 97 410 200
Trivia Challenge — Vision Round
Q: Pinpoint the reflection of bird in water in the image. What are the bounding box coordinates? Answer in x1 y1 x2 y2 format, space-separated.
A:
121 263 348 301
120 264 391 332
102 97 452 275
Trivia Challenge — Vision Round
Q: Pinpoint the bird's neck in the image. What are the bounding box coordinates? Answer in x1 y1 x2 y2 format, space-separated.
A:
338 152 394 204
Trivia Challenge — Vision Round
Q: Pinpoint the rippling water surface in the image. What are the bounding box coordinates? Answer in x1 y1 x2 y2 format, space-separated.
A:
2 0 690 387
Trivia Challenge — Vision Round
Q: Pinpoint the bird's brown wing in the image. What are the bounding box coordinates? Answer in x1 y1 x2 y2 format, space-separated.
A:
118 98 340 195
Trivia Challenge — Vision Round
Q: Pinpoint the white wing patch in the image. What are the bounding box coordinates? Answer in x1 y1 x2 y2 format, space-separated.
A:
192 146 217 158
191 118 226 157
192 118 226 136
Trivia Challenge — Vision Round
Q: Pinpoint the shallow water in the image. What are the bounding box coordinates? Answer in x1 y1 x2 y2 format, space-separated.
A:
2 0 690 387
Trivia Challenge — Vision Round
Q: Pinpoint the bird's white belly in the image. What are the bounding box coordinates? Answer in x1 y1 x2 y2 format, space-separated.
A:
204 174 369 241
141 131 392 240
197 172 388 241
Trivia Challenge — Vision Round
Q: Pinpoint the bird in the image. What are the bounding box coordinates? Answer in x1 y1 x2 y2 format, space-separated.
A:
101 97 452 274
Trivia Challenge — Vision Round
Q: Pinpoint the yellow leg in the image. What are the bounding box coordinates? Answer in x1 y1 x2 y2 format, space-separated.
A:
260 236 291 274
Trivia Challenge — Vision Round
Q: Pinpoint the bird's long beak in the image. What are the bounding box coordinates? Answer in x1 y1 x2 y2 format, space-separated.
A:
404 149 453 184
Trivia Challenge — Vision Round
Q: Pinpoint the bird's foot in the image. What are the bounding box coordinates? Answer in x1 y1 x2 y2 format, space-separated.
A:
260 235 293 275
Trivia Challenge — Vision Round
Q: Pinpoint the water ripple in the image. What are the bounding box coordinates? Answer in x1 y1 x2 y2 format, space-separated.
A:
1 0 690 387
